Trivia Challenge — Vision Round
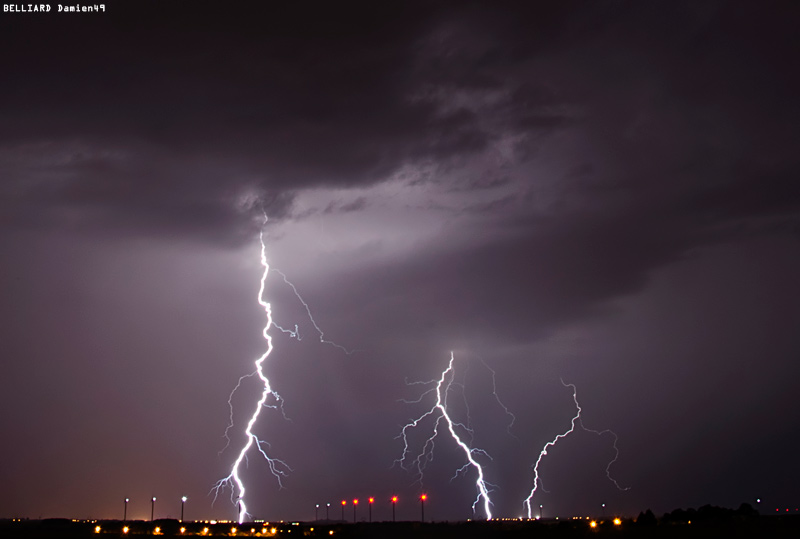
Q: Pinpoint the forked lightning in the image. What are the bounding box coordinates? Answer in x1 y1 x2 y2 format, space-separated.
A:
214 216 349 523
213 225 288 523
523 380 629 518
396 352 506 520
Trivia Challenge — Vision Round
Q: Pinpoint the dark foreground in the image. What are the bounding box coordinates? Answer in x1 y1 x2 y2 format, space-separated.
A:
3 515 800 539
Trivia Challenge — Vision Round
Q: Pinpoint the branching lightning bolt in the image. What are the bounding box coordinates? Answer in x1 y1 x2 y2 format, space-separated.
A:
212 225 290 524
523 380 629 518
395 352 497 520
271 268 354 355
214 213 352 523
476 357 517 437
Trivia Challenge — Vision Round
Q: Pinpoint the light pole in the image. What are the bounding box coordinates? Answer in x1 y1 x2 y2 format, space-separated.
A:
124 498 129 522
420 494 427 522
341 500 346 521
326 503 330 520
391 496 397 522
368 498 374 523
353 499 358 523
151 497 156 521
315 504 319 521
181 497 187 523
539 504 543 520
601 503 606 519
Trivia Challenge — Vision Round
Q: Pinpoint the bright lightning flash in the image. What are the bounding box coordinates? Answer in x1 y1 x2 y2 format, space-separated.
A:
523 380 629 518
396 352 496 520
214 213 351 523
213 226 290 524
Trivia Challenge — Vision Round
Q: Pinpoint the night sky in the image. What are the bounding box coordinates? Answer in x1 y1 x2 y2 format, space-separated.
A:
1 0 799 523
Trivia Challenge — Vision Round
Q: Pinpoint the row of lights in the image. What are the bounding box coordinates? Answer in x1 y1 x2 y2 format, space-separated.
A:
122 495 189 522
316 494 428 523
95 525 281 535
94 517 623 535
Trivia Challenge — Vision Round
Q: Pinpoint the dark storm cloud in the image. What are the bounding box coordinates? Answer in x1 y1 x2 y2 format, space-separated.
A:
321 1 800 347
1 1 643 244
4 0 796 341
0 1 499 241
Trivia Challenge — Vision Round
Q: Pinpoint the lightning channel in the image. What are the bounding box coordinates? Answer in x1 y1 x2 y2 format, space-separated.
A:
271 268 355 355
477 357 517 436
212 224 290 524
523 380 628 518
396 352 495 520
214 213 352 522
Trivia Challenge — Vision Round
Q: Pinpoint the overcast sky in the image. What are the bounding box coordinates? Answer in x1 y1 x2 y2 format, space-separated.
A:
1 0 799 523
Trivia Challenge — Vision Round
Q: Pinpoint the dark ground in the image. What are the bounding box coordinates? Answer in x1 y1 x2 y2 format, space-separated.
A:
2 512 799 539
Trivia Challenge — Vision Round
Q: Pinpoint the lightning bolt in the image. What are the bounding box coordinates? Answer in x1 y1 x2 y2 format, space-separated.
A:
523 380 629 518
212 224 290 524
476 357 516 436
214 214 352 523
395 352 497 520
271 268 355 355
